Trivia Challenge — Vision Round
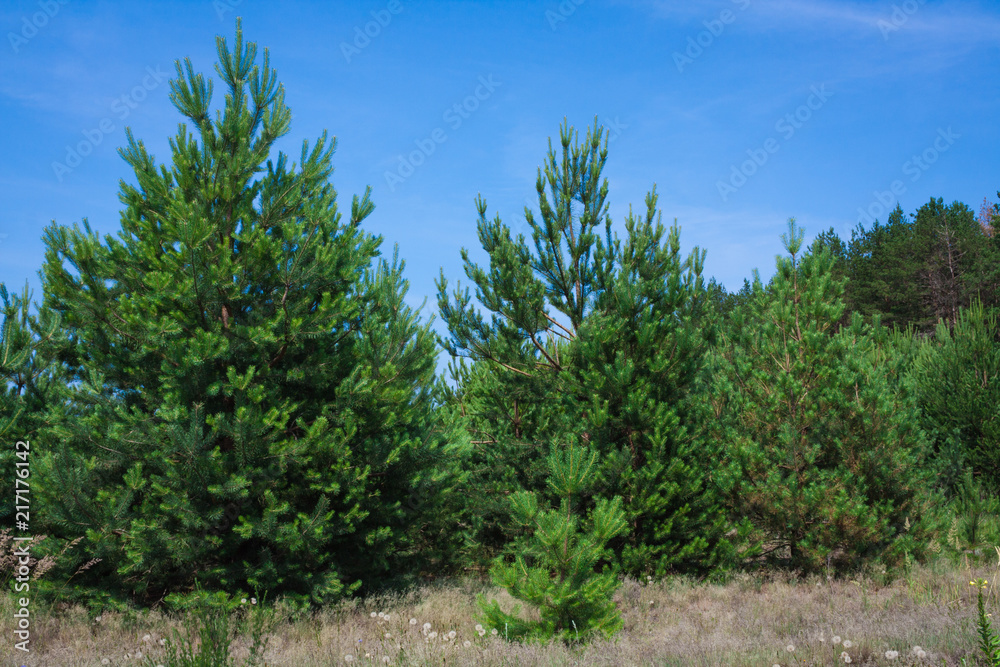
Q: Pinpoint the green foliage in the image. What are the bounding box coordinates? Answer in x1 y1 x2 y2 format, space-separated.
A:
711 219 934 573
846 199 990 332
946 471 1000 554
477 441 627 643
437 119 730 577
34 21 465 607
906 299 1000 493
0 283 64 523
972 579 1000 666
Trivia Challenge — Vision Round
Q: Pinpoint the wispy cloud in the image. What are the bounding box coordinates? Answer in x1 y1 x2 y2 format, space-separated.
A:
631 0 1000 42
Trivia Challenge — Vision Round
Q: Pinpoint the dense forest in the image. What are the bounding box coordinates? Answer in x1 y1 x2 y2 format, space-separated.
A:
2 22 998 643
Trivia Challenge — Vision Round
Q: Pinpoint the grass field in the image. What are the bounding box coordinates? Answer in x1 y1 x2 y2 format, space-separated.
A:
1 555 997 666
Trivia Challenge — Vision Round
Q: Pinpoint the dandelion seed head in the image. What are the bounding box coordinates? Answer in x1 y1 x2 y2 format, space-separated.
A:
832 635 841 644
885 649 899 660
464 640 472 647
842 639 852 648
786 644 795 652
344 655 354 663
409 618 417 625
371 612 378 618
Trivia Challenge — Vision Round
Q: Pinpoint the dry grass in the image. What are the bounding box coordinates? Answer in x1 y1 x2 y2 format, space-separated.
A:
0 556 997 666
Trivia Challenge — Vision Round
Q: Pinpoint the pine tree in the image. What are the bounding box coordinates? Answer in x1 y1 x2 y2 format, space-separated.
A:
477 440 627 643
34 21 464 607
0 284 63 522
906 299 1000 493
437 119 730 576
911 198 984 327
711 219 933 573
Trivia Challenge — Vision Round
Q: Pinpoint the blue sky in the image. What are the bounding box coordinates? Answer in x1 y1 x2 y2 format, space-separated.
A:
1 0 998 371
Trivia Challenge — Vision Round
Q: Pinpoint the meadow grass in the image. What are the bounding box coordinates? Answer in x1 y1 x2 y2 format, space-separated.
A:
0 555 996 666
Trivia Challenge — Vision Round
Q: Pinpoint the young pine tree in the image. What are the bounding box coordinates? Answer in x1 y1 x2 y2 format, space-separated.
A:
906 299 1000 493
477 440 627 643
711 220 933 573
35 21 464 607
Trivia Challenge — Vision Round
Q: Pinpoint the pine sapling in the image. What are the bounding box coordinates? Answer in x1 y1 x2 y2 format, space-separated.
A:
477 440 627 643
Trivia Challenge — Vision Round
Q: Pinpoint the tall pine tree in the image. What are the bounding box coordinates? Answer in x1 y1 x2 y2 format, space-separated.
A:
711 220 933 573
437 119 730 577
34 21 465 607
